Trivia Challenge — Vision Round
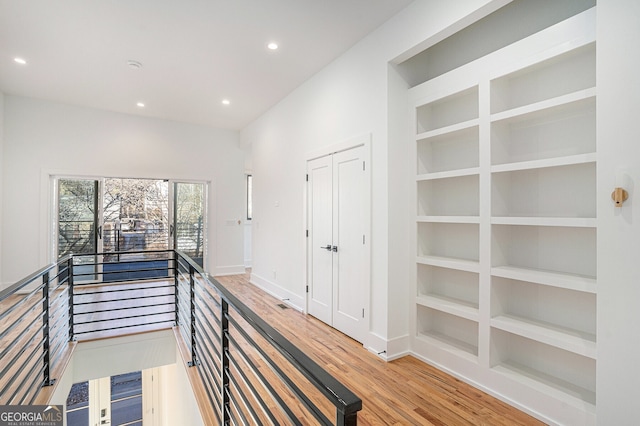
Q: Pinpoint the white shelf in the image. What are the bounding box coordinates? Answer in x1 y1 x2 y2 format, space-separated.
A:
417 222 479 262
492 362 596 409
417 175 478 216
417 125 478 174
416 119 479 140
491 153 596 173
492 162 596 219
416 86 479 134
417 294 479 322
417 256 479 273
416 331 478 363
409 10 597 424
417 263 478 313
490 87 596 123
491 328 596 408
417 216 480 224
416 167 479 181
491 96 595 166
491 217 596 228
491 266 596 293
416 305 479 360
492 225 596 279
491 315 596 358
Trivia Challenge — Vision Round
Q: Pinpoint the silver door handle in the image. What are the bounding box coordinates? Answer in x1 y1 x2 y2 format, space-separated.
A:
320 245 332 251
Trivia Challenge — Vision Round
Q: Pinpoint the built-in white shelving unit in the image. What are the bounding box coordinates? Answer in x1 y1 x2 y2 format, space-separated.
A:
409 8 596 424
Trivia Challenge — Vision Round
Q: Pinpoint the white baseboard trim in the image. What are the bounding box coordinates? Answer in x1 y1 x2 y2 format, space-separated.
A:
365 333 410 361
386 334 411 360
250 273 305 313
213 265 246 277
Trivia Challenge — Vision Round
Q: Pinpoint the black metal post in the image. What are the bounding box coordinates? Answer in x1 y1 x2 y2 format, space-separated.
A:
187 264 197 367
174 252 179 326
337 411 358 426
68 256 75 341
221 298 230 425
42 272 55 387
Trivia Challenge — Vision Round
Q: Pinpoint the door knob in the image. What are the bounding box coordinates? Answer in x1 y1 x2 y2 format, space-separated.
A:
320 245 332 251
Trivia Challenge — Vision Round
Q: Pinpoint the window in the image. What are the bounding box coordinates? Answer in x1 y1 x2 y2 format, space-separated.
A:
246 174 253 220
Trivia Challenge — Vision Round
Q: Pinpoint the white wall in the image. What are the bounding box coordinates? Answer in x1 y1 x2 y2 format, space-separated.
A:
597 0 640 423
240 0 501 354
242 0 640 422
1 95 245 287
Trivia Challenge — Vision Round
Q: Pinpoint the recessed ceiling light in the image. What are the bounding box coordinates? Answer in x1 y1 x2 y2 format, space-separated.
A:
14 57 27 65
267 42 278 50
222 99 230 105
136 102 145 108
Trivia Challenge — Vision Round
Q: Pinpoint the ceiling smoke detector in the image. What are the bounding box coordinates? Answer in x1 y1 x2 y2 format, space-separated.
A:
127 60 143 70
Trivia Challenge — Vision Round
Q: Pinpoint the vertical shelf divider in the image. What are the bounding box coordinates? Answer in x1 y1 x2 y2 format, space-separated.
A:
477 78 492 369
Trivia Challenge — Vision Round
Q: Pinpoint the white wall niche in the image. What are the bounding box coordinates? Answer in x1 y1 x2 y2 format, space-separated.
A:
416 86 479 134
417 263 479 310
416 305 479 358
417 126 479 174
490 42 596 114
491 225 596 279
491 276 596 354
417 175 479 217
491 162 596 218
490 328 596 408
491 97 596 166
417 222 479 262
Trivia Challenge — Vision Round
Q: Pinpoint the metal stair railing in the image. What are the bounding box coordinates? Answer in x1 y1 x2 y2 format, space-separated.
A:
0 250 362 425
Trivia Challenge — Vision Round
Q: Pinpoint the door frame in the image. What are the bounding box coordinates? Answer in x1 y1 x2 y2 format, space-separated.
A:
170 180 209 268
303 133 371 344
50 174 209 271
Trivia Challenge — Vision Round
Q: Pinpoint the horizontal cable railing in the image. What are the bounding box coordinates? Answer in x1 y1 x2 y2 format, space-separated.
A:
0 256 71 405
69 250 176 340
0 250 362 424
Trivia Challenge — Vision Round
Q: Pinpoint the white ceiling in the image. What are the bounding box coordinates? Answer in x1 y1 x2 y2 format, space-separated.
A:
0 0 413 130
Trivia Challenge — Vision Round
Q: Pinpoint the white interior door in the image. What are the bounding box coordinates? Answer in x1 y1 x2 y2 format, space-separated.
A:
307 145 367 343
331 147 366 341
307 155 333 324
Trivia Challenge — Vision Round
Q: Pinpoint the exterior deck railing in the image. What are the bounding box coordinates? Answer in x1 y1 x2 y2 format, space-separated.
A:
0 250 362 425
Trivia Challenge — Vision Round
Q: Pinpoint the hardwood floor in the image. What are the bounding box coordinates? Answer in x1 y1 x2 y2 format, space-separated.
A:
2 271 544 424
216 272 545 426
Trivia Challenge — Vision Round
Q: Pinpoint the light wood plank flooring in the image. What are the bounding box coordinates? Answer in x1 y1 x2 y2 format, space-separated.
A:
216 272 545 426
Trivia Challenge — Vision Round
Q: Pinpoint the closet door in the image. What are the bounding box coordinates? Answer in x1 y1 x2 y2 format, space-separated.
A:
331 146 366 342
307 155 333 325
307 145 367 343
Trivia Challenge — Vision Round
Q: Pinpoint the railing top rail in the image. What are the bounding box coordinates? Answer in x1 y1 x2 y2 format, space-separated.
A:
199 271 362 416
174 249 205 272
0 254 71 303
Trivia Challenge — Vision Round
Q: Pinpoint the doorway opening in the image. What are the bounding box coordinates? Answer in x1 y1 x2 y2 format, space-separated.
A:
56 177 207 282
66 371 143 426
306 139 371 344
